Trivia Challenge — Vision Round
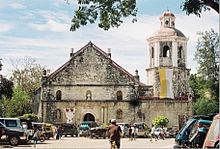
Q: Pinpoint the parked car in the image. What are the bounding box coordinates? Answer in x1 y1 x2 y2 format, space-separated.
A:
164 127 179 138
187 119 212 148
44 123 57 139
134 122 150 138
174 113 216 148
31 122 47 142
117 123 129 137
0 118 23 131
0 122 28 146
61 123 78 137
79 121 97 137
89 126 107 139
203 113 219 148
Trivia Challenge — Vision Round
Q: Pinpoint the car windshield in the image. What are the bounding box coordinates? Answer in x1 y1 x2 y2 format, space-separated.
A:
179 119 195 134
188 122 198 139
0 122 6 127
136 125 144 129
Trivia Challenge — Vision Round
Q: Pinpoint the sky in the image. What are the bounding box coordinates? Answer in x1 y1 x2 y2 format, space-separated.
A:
0 0 219 83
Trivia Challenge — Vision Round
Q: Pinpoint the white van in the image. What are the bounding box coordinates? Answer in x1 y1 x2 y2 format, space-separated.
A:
0 118 23 130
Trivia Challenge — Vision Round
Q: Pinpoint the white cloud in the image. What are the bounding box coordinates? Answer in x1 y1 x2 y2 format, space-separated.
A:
0 1 26 9
0 22 13 33
30 20 70 32
9 3 26 9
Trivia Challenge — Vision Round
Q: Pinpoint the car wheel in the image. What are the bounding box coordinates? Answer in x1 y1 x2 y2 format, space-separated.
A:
39 136 45 142
9 137 19 146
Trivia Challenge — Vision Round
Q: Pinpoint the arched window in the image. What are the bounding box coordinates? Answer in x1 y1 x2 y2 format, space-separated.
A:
116 109 123 119
163 45 170 57
178 46 183 59
86 90 92 100
56 90 62 100
165 20 169 26
151 47 154 58
116 91 123 101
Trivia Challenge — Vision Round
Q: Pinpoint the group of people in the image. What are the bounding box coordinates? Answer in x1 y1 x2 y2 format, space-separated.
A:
150 124 166 141
106 119 167 149
32 125 63 147
128 125 137 141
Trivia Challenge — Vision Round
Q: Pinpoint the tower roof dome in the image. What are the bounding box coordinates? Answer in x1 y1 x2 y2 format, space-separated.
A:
148 10 186 39
152 28 186 38
160 10 175 20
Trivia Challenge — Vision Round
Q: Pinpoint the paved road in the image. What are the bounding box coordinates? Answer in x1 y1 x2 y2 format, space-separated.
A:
1 137 175 148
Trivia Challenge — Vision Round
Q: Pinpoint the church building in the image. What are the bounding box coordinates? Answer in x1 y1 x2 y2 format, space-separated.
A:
35 11 192 128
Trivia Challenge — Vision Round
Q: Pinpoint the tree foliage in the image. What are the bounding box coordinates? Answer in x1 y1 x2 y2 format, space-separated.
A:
69 0 137 31
181 0 219 17
152 115 169 127
69 0 219 31
0 77 14 99
189 74 206 100
0 86 31 117
129 94 141 107
189 29 219 114
10 57 47 98
194 98 218 115
194 29 219 101
18 113 39 122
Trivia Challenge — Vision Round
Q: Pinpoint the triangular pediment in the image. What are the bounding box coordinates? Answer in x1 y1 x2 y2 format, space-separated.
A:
47 42 139 85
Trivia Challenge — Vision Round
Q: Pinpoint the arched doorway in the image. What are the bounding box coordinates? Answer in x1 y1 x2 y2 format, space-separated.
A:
83 113 95 121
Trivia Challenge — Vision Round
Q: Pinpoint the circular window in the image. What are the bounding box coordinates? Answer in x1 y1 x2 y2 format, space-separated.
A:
165 20 169 25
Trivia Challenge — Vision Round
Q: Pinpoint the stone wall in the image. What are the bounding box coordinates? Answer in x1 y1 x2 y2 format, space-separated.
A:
42 99 192 128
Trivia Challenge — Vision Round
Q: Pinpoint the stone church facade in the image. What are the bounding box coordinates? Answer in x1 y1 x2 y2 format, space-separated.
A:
35 11 192 128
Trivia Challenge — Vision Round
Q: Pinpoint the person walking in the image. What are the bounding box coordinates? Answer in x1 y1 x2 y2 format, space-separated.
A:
33 127 40 147
56 125 62 140
128 125 132 141
159 126 166 140
106 119 122 149
150 124 157 142
133 126 137 141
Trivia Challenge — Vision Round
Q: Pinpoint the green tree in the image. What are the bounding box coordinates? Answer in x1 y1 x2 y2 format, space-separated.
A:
152 115 169 127
189 29 219 114
195 29 219 102
10 57 48 99
0 77 14 99
0 86 32 117
194 98 218 115
181 0 219 17
69 0 219 31
189 74 206 100
18 113 39 122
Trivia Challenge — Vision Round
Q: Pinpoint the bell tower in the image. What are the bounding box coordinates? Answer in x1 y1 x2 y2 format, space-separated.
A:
146 10 190 99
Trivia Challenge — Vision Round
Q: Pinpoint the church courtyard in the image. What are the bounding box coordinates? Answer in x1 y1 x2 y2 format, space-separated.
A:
5 137 175 148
